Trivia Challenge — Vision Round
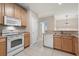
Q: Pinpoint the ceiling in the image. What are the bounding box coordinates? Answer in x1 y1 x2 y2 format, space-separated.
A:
19 3 78 18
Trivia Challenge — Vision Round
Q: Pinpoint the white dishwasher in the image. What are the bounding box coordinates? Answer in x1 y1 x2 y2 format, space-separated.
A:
43 33 53 48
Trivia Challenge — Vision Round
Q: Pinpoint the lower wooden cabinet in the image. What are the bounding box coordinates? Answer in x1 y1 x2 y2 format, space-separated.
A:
24 32 30 48
73 36 79 55
62 37 73 53
0 37 6 56
78 39 79 55
53 36 62 49
53 35 76 54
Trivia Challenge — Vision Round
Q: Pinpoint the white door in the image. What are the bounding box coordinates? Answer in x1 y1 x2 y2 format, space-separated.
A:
30 11 38 46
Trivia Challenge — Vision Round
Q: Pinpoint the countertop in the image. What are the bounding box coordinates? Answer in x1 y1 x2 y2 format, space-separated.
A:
44 31 79 38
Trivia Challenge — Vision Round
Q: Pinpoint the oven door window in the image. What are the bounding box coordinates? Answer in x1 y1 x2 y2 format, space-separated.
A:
11 39 22 48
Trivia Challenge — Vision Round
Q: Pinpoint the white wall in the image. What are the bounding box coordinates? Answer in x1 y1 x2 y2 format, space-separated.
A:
55 14 78 31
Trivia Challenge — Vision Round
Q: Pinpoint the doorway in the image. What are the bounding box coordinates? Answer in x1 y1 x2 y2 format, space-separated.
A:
38 21 48 46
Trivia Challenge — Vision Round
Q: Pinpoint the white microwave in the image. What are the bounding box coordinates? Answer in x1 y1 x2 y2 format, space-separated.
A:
4 16 21 26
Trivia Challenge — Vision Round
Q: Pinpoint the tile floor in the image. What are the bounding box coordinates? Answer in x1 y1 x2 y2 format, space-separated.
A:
16 38 74 56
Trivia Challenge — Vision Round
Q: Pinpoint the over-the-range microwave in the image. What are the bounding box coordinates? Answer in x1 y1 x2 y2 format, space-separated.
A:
4 16 21 26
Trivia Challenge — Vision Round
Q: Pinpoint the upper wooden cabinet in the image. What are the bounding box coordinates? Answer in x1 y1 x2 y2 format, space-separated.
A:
14 4 21 19
14 4 27 26
0 3 27 26
5 3 15 17
21 8 27 26
0 4 4 25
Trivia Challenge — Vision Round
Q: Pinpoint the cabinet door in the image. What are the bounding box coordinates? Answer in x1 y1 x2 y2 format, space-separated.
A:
14 4 21 19
74 37 79 55
53 37 62 49
24 33 30 48
74 37 78 55
21 8 27 26
62 37 73 53
78 38 79 55
0 4 2 24
0 4 4 24
0 39 6 56
5 3 14 17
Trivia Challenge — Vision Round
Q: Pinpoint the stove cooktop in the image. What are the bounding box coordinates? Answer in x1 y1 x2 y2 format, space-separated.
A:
2 30 25 36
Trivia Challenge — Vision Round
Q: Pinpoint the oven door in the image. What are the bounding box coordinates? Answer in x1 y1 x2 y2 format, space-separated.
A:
7 34 24 53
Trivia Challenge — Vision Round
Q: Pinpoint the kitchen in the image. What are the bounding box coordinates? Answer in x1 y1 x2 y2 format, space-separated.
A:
0 3 79 56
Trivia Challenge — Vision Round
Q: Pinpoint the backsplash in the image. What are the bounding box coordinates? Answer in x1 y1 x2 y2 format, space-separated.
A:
0 26 28 34
53 31 78 37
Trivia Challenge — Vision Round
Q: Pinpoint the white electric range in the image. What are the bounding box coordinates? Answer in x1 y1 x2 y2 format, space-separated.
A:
2 30 24 56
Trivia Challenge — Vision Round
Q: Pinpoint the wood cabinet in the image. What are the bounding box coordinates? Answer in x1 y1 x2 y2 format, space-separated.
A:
14 4 21 19
5 3 15 17
14 4 27 26
53 35 74 53
78 38 79 55
21 8 27 26
62 36 73 53
0 4 4 25
24 32 30 48
73 36 78 55
0 3 27 26
0 37 6 56
53 36 62 49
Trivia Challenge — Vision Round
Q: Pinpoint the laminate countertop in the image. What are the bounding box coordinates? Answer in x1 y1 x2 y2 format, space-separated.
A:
44 31 79 39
